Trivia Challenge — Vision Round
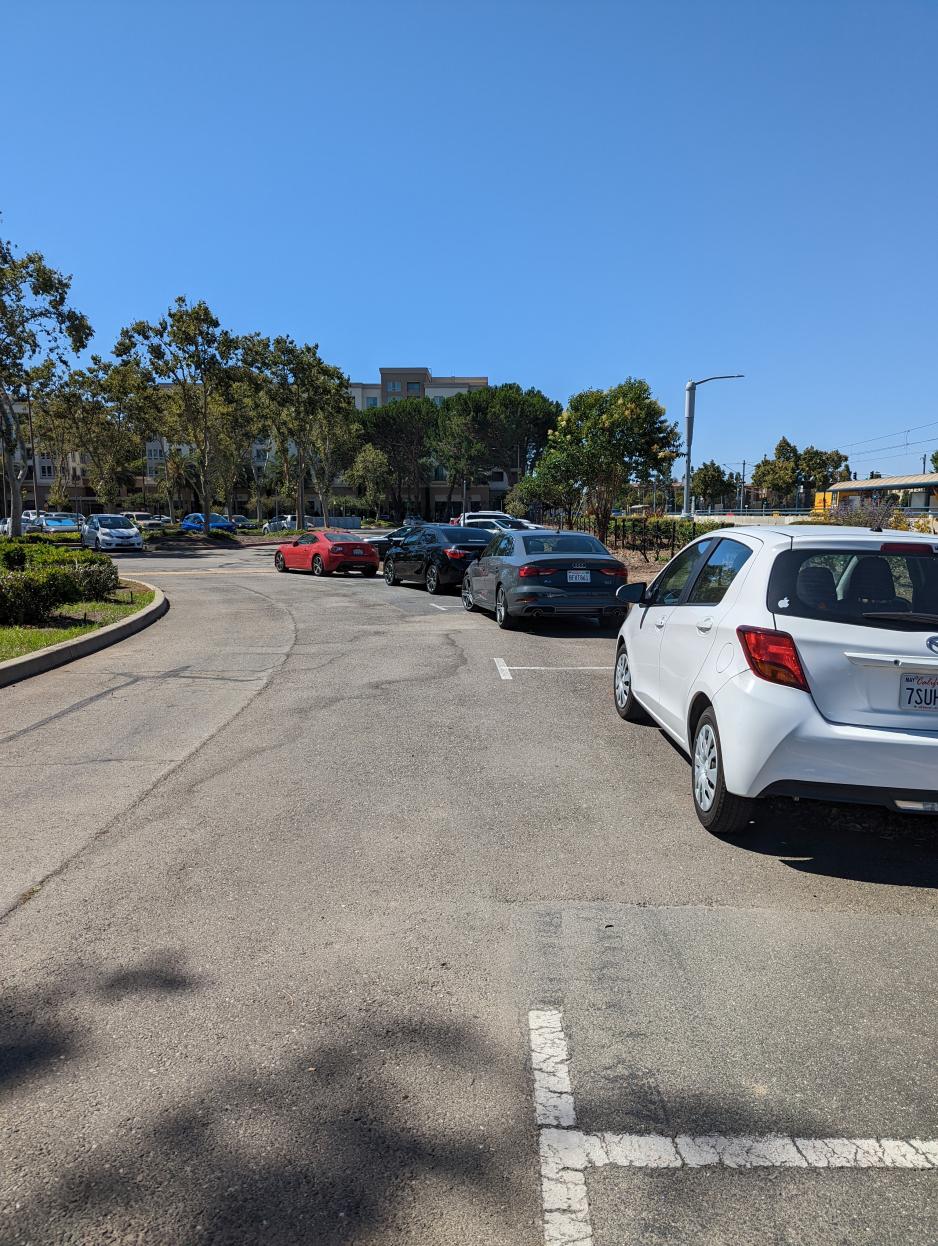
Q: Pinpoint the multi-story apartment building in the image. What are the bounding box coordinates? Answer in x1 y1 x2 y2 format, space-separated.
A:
347 366 488 411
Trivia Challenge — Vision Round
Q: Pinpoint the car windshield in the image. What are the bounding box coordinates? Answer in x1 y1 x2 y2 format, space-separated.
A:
522 533 610 555
768 546 938 629
50 513 75 520
494 518 527 529
443 527 490 543
98 515 133 529
210 514 228 522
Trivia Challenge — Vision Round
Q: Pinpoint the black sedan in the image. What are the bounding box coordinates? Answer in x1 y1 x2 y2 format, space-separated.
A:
461 530 628 628
364 525 417 561
383 525 490 594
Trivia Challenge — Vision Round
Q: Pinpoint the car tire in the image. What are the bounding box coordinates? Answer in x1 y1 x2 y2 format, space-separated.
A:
312 555 330 576
274 551 286 572
495 586 515 630
93 538 100 551
384 559 400 585
613 644 647 722
461 575 476 612
425 563 441 594
691 707 755 836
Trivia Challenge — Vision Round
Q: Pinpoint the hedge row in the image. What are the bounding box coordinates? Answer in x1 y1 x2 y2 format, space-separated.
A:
0 540 110 572
0 560 120 625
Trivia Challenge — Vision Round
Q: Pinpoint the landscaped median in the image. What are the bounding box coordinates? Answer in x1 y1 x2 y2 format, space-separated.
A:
0 540 168 686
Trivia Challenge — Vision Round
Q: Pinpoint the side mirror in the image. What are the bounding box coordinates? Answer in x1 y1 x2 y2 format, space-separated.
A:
616 582 648 605
292 538 301 546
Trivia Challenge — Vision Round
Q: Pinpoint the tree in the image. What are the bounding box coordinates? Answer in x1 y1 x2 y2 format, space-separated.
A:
345 444 391 521
931 450 938 473
551 378 678 541
479 383 561 477
799 445 849 491
0 232 92 534
245 336 359 526
691 460 730 506
361 397 437 521
115 298 241 534
431 391 488 510
50 358 156 512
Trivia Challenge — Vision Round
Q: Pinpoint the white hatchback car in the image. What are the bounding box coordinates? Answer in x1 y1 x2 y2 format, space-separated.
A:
613 526 938 834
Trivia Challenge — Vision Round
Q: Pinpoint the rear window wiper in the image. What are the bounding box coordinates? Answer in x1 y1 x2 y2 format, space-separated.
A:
862 612 938 625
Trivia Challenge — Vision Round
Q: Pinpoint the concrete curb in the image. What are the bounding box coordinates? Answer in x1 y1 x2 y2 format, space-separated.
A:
0 581 169 688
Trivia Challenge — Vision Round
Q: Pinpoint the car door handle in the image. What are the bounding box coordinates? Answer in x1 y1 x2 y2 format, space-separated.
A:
654 617 666 629
696 618 714 633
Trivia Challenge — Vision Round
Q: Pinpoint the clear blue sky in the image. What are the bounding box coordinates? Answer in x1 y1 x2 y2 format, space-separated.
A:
6 0 938 480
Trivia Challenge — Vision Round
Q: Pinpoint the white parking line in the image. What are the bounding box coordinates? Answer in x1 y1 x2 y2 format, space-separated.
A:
428 601 447 611
494 659 611 680
528 1009 938 1246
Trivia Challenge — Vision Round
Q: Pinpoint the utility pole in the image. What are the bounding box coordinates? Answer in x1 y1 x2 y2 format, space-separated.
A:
923 454 927 474
739 459 746 511
682 375 744 516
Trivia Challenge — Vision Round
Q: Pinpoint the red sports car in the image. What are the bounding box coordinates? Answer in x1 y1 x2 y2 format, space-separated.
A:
274 531 379 577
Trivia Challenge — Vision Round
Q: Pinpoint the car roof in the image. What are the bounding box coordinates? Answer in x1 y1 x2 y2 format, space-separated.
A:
716 523 938 549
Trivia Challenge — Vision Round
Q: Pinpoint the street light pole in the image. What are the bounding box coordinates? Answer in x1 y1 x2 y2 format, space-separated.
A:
682 374 744 517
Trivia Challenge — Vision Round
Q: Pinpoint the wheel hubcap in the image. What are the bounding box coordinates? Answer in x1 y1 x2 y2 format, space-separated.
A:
496 593 505 622
693 724 718 812
462 580 473 608
385 563 393 583
427 569 436 590
614 651 631 706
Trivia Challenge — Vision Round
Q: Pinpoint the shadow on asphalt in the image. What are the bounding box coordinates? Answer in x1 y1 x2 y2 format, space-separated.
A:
649 728 938 888
1 993 516 1244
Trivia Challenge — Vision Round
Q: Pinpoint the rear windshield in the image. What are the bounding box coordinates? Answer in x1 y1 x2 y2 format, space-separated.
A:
444 527 489 543
768 547 938 629
522 534 610 555
326 532 360 541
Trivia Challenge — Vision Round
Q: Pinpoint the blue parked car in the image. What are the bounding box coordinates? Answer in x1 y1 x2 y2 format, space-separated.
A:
180 512 237 534
40 513 80 534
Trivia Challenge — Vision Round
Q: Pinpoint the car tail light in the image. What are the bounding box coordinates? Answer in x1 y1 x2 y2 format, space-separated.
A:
332 545 345 553
880 542 937 556
444 548 467 559
737 626 809 692
598 563 628 578
519 564 559 577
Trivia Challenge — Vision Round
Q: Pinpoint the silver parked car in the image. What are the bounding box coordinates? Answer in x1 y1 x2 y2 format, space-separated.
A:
82 514 144 551
461 529 629 629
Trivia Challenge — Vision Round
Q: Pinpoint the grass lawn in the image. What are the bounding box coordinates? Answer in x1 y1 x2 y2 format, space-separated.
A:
0 583 155 663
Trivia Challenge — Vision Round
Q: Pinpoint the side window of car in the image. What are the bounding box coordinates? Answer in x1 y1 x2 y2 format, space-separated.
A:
651 539 715 606
403 531 422 546
686 539 753 605
481 537 500 558
496 535 514 557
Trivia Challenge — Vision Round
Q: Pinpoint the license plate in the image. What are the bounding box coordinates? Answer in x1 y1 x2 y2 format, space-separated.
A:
567 570 590 583
353 547 364 554
900 673 938 711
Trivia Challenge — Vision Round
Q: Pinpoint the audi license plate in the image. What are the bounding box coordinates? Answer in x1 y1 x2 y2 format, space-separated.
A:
567 570 590 583
900 673 938 712
353 547 364 554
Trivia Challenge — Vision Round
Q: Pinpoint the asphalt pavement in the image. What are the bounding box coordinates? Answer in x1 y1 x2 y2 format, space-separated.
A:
1 543 937 1244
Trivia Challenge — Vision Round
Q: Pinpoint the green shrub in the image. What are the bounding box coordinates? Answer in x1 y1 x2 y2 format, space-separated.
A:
0 558 119 625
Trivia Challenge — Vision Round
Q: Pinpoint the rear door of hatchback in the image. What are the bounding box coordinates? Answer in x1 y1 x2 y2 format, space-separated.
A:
767 535 938 732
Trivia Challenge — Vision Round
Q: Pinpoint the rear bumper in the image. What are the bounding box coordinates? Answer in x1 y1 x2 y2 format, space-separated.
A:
507 589 624 617
331 558 378 572
712 673 938 804
759 780 938 813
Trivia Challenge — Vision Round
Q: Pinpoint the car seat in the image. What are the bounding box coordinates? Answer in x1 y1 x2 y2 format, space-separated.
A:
796 564 837 611
846 556 910 612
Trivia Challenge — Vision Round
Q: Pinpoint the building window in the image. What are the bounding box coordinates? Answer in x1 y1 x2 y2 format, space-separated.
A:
433 464 447 482
406 381 421 396
387 380 402 394
366 397 378 409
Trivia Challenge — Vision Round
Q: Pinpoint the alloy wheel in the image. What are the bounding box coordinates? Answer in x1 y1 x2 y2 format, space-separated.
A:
614 650 631 708
461 577 474 611
693 723 718 813
426 565 438 593
313 556 324 576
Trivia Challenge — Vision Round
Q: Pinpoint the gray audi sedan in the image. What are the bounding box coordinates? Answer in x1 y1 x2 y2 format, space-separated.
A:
461 529 628 629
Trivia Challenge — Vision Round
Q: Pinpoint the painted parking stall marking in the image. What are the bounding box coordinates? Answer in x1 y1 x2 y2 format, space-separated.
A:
528 1008 938 1246
494 659 612 680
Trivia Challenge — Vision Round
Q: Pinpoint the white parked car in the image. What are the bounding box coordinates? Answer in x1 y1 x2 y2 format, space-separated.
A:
81 514 144 552
613 526 938 834
122 511 164 531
